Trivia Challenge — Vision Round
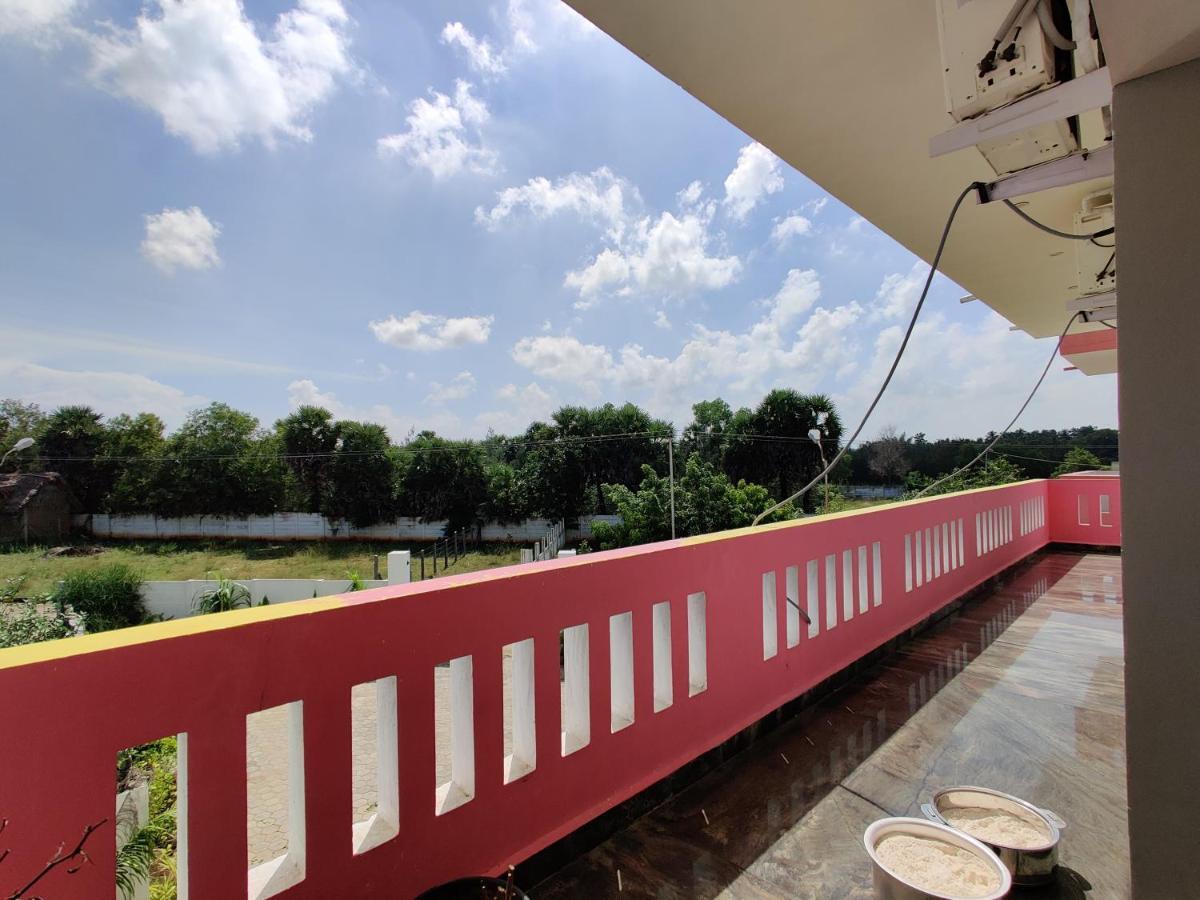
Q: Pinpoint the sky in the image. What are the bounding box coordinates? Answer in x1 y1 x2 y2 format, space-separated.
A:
0 0 1118 442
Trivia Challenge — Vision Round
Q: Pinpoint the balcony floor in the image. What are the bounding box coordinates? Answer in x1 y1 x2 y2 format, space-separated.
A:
533 551 1127 898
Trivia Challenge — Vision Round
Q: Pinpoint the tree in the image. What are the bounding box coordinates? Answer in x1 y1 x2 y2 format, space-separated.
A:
0 399 46 473
37 406 108 509
905 456 1025 498
161 403 285 516
867 425 911 483
102 413 168 513
275 406 340 512
591 456 795 549
680 398 736 469
480 461 532 523
724 390 842 511
399 432 488 529
1052 446 1104 477
322 421 398 527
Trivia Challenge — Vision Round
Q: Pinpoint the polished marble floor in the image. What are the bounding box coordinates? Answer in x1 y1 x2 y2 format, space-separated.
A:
533 552 1126 899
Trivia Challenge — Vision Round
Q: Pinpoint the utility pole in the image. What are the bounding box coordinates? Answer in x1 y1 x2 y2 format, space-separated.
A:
666 436 676 540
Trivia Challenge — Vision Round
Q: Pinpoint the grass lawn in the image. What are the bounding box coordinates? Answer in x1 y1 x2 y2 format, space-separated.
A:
0 539 523 596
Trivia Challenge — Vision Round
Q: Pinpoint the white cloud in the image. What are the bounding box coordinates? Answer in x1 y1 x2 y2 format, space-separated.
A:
654 310 671 330
475 167 635 232
441 21 507 76
287 378 462 439
803 197 829 217
0 361 204 429
0 0 75 36
377 80 496 179
511 334 613 382
88 0 356 154
510 269 862 423
771 213 813 246
369 311 493 351
440 0 594 78
480 170 740 306
140 206 221 274
872 263 926 321
426 371 476 404
836 310 1117 438
474 380 556 433
723 142 784 221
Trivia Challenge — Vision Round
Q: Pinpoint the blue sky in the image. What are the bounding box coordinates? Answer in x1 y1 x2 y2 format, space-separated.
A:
0 0 1117 440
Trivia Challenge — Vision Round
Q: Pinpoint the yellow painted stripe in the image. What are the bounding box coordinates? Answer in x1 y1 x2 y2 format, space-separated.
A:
0 595 346 671
0 480 1047 671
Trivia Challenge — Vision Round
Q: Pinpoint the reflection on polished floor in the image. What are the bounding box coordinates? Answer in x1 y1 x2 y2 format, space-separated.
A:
534 552 1126 899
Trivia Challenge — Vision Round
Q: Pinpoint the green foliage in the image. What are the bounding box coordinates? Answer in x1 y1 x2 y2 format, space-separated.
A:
1052 446 1104 477
192 577 251 614
322 421 398 527
159 403 286 516
400 432 488 528
102 413 169 514
0 601 74 647
52 563 145 632
0 398 46 473
38 405 108 508
345 570 364 591
116 737 178 900
591 456 795 549
480 461 532 523
276 406 340 512
905 457 1026 498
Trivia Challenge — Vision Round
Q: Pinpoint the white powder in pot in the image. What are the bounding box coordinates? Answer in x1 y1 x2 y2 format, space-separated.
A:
875 834 1001 898
943 806 1052 849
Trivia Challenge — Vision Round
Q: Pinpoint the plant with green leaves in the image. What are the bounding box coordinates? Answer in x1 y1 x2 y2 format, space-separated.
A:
0 601 74 648
192 577 251 614
1052 446 1104 477
345 570 365 592
51 564 145 633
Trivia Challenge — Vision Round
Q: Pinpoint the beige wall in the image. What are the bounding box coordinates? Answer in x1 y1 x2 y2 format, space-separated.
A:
1114 56 1200 895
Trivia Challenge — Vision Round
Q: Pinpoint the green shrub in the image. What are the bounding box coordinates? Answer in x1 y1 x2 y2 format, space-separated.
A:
52 564 145 633
346 570 364 591
0 602 74 647
192 577 251 614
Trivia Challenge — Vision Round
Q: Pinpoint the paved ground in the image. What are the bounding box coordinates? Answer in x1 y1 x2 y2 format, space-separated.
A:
533 552 1127 898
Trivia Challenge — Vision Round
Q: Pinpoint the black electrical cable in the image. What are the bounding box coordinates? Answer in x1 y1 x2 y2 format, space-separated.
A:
1002 199 1114 242
1089 237 1115 248
914 312 1084 498
1097 250 1116 280
751 181 984 526
1097 320 1118 330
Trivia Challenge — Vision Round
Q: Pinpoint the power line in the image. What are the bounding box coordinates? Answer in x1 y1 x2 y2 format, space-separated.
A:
752 181 984 525
914 312 1083 498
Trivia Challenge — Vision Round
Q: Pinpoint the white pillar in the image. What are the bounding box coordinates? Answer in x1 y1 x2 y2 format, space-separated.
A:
387 550 411 585
557 549 576 558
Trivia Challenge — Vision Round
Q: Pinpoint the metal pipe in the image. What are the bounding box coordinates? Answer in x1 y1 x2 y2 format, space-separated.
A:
1036 0 1076 51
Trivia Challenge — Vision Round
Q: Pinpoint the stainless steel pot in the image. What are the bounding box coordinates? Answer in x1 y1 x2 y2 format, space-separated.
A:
921 786 1066 887
864 817 1011 899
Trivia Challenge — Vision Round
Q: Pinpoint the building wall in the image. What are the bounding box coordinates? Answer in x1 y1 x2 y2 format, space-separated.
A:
0 490 71 544
1113 55 1200 895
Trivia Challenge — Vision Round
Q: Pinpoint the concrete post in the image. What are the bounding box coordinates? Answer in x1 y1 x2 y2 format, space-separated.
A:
387 550 411 585
520 548 533 564
1114 56 1200 894
557 549 576 558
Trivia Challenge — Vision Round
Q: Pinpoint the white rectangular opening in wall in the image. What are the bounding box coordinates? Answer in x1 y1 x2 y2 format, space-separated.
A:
842 550 855 621
1078 495 1090 526
825 555 838 629
904 534 913 592
435 656 475 814
1099 494 1112 527
652 602 673 711
247 702 305 900
857 546 869 614
351 677 399 854
561 625 590 754
609 612 634 732
785 566 800 648
687 592 707 696
116 733 186 900
503 639 536 783
872 542 883 607
761 571 778 660
805 561 820 637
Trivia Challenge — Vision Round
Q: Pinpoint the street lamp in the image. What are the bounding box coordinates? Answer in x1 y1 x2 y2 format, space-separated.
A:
808 427 830 515
1 437 34 470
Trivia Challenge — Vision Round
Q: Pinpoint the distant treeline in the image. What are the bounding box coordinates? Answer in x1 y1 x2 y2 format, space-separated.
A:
0 395 1115 532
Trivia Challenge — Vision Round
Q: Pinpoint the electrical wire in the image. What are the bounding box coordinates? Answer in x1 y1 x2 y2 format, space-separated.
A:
1001 199 1113 241
913 311 1083 498
750 181 983 526
1035 0 1076 51
1097 320 1117 329
1097 250 1115 280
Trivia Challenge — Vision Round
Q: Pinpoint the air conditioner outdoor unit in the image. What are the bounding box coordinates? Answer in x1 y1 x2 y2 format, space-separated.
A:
1075 189 1115 296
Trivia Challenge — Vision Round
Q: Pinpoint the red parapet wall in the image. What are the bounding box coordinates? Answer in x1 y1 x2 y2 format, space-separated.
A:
0 479 1119 898
1048 473 1122 547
